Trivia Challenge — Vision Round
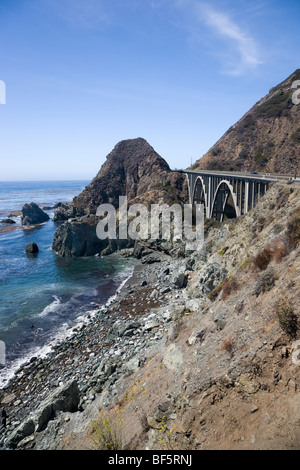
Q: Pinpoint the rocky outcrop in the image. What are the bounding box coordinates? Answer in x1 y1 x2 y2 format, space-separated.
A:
52 214 134 257
53 203 76 222
52 138 188 257
72 137 187 215
192 69 300 175
21 203 50 226
52 215 105 257
4 380 80 449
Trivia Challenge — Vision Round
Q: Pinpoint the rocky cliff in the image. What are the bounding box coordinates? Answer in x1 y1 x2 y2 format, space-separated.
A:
191 69 300 175
72 137 187 215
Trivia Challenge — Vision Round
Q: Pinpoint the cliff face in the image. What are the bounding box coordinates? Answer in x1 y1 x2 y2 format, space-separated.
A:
73 138 187 215
192 69 300 175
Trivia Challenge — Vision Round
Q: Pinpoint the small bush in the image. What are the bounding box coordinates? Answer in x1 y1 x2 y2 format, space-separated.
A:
275 298 298 339
273 223 284 235
222 337 235 357
90 410 123 450
208 283 223 301
221 278 239 300
286 207 300 249
273 243 287 261
253 246 272 270
254 268 278 296
240 257 250 271
291 128 300 142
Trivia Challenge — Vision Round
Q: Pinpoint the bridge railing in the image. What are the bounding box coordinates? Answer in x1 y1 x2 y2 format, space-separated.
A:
172 169 298 182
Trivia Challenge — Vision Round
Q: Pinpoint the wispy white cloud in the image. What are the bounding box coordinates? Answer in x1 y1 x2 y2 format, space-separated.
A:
197 3 262 75
153 0 263 76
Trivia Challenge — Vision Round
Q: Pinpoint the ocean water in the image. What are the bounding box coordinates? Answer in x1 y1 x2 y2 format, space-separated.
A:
0 181 135 387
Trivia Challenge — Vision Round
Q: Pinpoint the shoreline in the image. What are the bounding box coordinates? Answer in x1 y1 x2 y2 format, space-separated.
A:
0 249 186 449
0 253 139 389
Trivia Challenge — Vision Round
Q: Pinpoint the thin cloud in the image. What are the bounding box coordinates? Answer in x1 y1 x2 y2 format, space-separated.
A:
161 0 263 76
198 3 262 75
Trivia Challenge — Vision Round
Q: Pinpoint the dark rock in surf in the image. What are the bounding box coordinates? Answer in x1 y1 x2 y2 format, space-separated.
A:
26 242 39 254
21 203 50 226
2 219 16 224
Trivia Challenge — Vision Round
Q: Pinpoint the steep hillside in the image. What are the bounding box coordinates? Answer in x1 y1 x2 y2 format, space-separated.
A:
192 69 300 175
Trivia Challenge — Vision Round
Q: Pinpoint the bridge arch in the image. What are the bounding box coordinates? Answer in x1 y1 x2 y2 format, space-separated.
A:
211 180 239 222
192 176 208 217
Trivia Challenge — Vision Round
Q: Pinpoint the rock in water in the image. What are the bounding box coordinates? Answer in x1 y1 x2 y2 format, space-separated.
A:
21 203 50 226
26 242 39 254
2 219 16 224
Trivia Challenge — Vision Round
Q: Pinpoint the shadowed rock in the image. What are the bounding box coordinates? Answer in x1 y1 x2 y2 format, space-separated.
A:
21 203 50 226
25 242 39 254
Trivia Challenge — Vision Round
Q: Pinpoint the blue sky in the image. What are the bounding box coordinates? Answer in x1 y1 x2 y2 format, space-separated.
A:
0 0 299 180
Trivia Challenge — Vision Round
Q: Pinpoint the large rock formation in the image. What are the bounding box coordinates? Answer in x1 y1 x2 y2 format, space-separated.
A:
21 203 50 226
191 69 300 175
52 138 188 257
72 137 186 215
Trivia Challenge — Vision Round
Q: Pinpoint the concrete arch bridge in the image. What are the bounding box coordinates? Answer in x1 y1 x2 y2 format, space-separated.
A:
175 169 295 222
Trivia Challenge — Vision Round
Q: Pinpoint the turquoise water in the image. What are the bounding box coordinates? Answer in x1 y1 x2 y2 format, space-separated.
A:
0 181 134 386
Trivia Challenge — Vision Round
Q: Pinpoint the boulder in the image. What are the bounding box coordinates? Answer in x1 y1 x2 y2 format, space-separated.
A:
52 215 134 257
21 203 50 226
141 253 163 264
25 242 39 254
198 261 228 296
4 380 80 449
172 271 188 289
52 215 105 257
53 203 76 222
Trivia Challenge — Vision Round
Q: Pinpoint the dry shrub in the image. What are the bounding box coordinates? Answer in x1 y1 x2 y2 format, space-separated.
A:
286 206 300 249
275 298 298 339
222 337 235 357
254 268 278 296
253 246 272 270
273 243 287 261
268 237 287 262
90 409 123 450
208 283 223 301
221 278 239 300
253 237 287 270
